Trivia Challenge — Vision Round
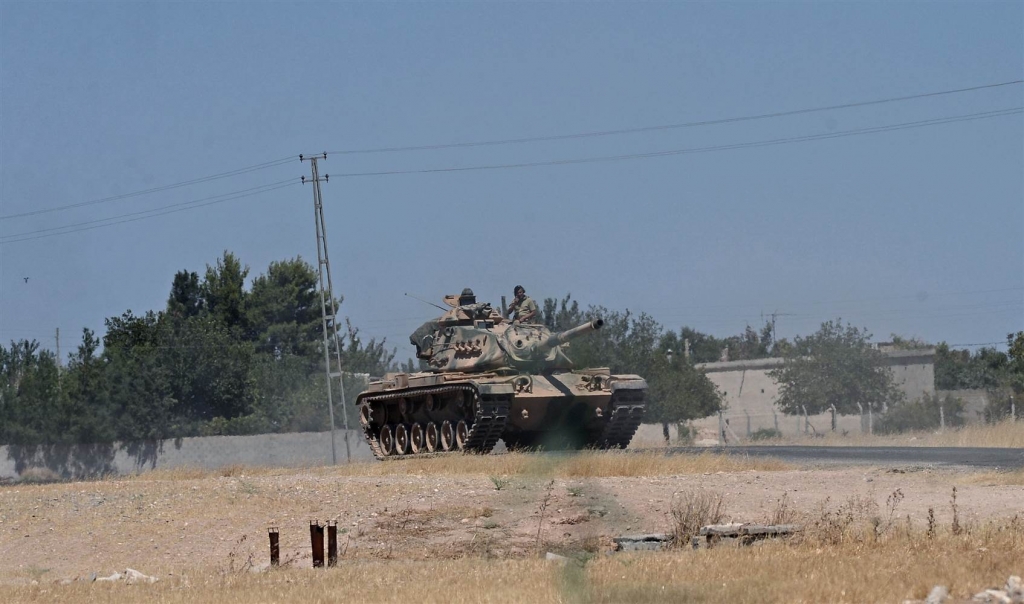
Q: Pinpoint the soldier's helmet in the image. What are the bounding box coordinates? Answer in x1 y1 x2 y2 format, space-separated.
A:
458 288 476 306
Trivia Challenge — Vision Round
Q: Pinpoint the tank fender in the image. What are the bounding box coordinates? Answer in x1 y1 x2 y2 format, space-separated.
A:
476 383 515 396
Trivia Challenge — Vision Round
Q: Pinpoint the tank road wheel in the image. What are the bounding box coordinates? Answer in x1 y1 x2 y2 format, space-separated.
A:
410 423 425 454
379 425 396 457
425 423 440 452
359 404 372 426
455 420 470 450
395 424 410 455
440 421 455 452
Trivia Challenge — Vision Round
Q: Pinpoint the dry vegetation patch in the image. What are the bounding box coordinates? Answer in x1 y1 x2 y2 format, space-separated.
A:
121 451 789 482
756 419 1024 448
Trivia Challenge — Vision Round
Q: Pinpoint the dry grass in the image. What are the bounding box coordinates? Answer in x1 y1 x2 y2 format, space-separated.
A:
669 490 726 544
120 451 789 483
4 522 1021 604
961 467 1024 486
757 419 1024 448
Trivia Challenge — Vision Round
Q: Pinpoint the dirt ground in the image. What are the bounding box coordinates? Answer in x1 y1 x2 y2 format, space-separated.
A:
1 456 1021 586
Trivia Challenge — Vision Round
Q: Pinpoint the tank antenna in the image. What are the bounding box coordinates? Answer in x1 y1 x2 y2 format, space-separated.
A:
404 292 447 311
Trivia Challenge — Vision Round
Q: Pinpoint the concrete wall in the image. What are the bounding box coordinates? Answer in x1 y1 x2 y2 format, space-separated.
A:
1 430 374 481
685 349 938 441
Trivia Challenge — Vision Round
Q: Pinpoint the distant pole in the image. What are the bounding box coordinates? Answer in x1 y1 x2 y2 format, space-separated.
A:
744 409 751 437
857 402 865 433
830 404 836 432
773 410 779 432
718 411 725 445
868 403 874 435
54 327 61 378
939 405 945 432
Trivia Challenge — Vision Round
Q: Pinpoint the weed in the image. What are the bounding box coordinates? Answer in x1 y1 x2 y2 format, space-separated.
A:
535 479 555 553
670 490 725 546
489 476 510 491
927 508 936 539
951 487 962 535
766 492 795 525
566 486 584 498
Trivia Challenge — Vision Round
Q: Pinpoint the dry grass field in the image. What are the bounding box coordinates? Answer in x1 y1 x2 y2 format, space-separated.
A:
771 419 1024 448
634 418 1024 448
1 450 1022 603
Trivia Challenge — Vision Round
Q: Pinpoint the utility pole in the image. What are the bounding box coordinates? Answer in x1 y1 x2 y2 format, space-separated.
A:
55 328 61 374
302 153 351 464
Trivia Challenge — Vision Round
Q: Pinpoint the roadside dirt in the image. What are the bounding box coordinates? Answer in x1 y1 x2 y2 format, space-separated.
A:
1 463 1021 585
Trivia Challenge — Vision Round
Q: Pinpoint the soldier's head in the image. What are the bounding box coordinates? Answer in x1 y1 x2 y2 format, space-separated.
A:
514 285 525 300
458 288 476 306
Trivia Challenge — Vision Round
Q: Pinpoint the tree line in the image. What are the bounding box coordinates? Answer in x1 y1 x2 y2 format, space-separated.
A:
0 252 394 446
3 251 1021 446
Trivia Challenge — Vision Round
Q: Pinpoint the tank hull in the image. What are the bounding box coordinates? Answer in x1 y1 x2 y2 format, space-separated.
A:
356 369 646 459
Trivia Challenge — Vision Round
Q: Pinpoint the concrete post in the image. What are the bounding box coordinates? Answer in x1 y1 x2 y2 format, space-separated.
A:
857 402 865 433
773 410 779 433
939 405 945 432
718 411 725 445
744 409 751 437
868 403 874 435
830 404 837 432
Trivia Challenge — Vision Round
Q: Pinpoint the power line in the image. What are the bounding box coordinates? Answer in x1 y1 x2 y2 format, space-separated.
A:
0 180 300 244
326 80 1023 155
0 155 295 221
0 179 297 241
331 107 1023 178
948 341 1010 347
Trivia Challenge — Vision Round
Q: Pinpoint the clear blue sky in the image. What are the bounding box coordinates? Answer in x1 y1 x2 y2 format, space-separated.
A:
1 1 1022 363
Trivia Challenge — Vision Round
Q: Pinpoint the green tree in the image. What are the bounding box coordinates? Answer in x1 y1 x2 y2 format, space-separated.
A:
102 310 176 441
0 340 61 444
59 329 116 443
769 319 903 415
246 257 321 356
645 332 723 439
202 251 249 332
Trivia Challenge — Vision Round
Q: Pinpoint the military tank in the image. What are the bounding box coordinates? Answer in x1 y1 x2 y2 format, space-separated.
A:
355 290 647 458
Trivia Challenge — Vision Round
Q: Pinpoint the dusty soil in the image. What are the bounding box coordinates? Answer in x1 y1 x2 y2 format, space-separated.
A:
0 462 1021 585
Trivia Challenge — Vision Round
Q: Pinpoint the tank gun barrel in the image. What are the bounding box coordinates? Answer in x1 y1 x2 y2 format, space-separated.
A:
526 318 604 357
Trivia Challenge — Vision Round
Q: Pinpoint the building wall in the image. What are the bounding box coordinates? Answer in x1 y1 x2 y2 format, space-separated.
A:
685 349 939 441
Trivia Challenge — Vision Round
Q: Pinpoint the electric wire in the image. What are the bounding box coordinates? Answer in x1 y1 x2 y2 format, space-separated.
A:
0 180 301 244
331 107 1023 178
0 155 295 221
326 80 1023 155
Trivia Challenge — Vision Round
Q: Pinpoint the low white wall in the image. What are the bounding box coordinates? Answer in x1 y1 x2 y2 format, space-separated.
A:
1 430 373 480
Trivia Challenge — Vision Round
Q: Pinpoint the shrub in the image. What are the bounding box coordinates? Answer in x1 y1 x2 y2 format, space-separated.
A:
670 490 725 545
750 428 782 441
876 393 965 434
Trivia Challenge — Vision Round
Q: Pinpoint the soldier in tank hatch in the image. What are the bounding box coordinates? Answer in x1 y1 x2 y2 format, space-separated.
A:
507 285 538 324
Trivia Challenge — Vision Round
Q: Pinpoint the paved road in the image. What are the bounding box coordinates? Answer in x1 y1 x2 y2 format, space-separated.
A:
662 445 1024 469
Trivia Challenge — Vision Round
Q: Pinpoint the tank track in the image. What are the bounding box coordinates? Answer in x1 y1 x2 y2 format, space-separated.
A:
590 389 646 449
359 384 510 460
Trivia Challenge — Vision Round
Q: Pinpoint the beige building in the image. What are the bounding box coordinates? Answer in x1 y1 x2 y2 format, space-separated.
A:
685 349 937 441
